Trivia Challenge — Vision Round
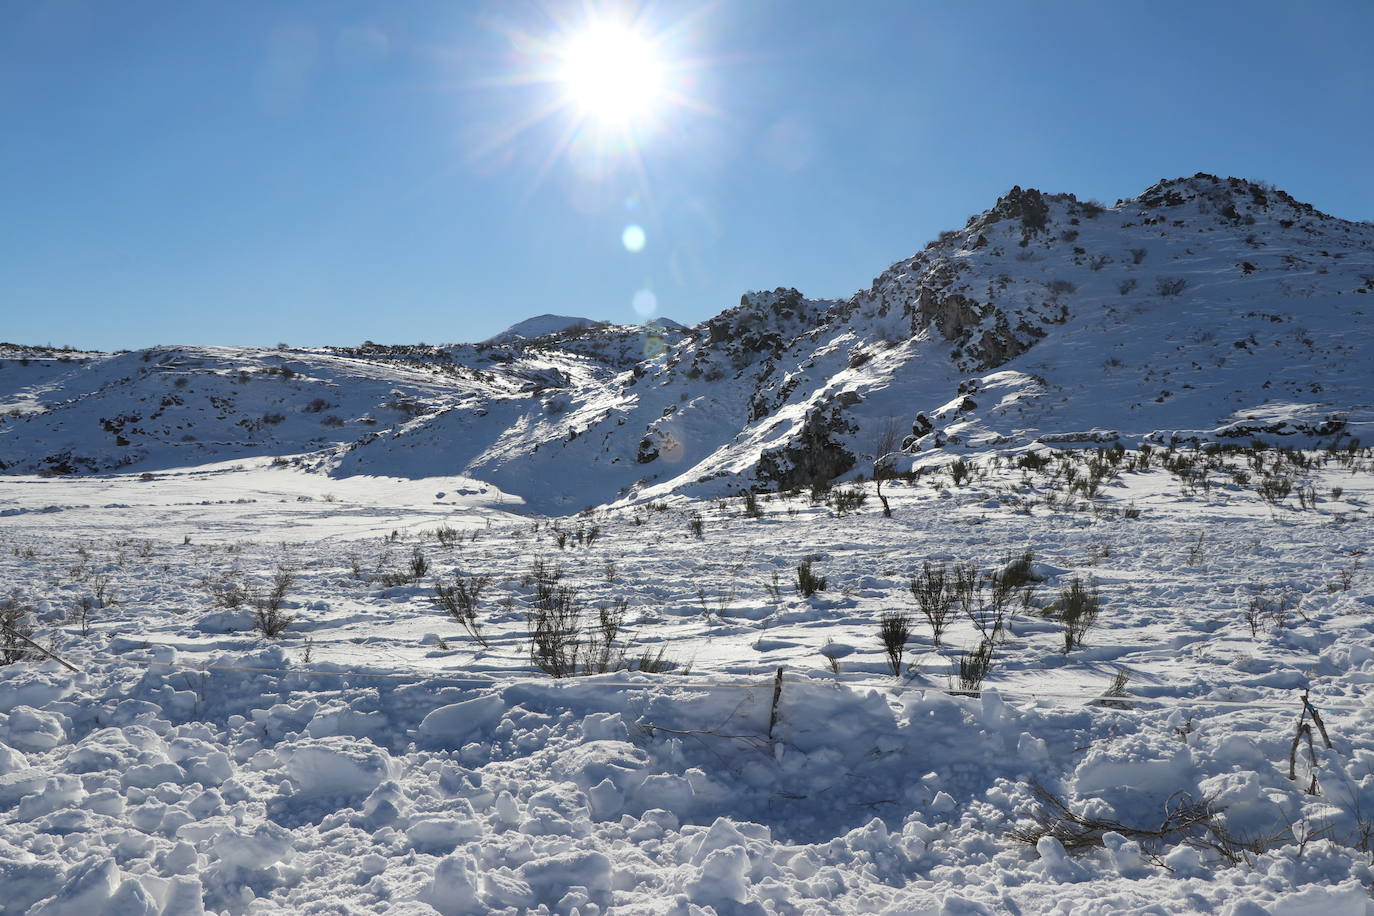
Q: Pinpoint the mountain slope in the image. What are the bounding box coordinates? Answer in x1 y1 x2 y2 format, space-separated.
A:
2 174 1371 510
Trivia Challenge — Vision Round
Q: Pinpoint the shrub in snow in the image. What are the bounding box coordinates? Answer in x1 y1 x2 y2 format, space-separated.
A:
831 485 867 516
1057 577 1101 652
1156 276 1188 297
878 611 911 676
432 573 490 647
0 594 36 665
795 559 826 597
957 640 995 693
527 578 582 677
909 562 955 646
251 565 295 638
1258 473 1294 505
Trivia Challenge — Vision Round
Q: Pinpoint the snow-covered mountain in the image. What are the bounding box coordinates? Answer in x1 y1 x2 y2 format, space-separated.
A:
3 174 1371 510
482 314 606 344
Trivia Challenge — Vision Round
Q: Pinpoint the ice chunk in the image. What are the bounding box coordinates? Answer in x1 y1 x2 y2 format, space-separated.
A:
284 737 397 796
551 740 648 793
416 694 506 750
17 774 84 819
4 705 66 751
634 773 694 813
1263 879 1372 916
0 743 28 775
0 769 49 807
406 813 484 852
687 846 750 906
1161 844 1206 878
426 853 483 916
0 837 63 913
28 858 121 916
213 823 293 871
162 876 207 916
1101 831 1153 879
493 790 521 827
103 878 160 915
690 816 750 866
1032 835 1089 883
1074 734 1196 819
0 673 72 713
587 778 623 820
194 608 255 633
121 762 186 789
519 850 612 909
580 712 629 741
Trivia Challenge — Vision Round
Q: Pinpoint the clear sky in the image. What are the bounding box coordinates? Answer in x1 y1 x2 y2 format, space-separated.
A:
3 1 1371 351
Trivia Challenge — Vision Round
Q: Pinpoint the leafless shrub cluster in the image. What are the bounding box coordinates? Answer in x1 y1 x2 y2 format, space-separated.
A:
1008 779 1275 865
433 573 491 647
1 593 36 666
878 612 911 676
910 562 954 646
252 566 296 638
1057 577 1101 652
957 640 995 693
795 559 827 597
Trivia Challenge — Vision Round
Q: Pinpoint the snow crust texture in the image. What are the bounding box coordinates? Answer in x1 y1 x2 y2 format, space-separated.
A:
3 442 1374 912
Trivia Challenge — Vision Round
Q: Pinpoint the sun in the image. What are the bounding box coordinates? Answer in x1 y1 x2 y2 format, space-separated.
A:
558 23 665 126
470 9 716 192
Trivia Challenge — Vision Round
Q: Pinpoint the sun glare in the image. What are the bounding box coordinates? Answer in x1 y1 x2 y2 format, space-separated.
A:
559 24 664 125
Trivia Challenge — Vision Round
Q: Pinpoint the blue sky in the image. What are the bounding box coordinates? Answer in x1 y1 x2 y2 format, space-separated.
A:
2 0 1371 350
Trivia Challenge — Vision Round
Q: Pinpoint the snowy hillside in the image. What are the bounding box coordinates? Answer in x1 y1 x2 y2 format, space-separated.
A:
3 175 1371 512
4 174 1374 913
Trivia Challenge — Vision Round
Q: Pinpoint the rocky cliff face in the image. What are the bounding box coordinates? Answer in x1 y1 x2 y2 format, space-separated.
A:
3 175 1372 510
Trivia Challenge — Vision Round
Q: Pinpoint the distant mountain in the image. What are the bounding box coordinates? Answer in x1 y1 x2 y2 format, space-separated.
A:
482 315 607 344
3 174 1371 511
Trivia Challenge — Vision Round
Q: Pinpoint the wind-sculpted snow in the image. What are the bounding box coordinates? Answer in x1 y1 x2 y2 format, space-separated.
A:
2 448 1374 912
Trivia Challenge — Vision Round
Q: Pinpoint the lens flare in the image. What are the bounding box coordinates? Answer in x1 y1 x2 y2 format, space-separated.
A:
658 432 684 463
622 224 646 252
632 287 657 315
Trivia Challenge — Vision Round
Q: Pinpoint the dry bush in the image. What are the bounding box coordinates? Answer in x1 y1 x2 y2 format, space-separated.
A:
910 562 955 646
795 559 827 597
878 611 911 676
1008 779 1281 866
1 594 36 665
957 640 994 693
433 574 491 647
1058 577 1100 652
252 566 296 638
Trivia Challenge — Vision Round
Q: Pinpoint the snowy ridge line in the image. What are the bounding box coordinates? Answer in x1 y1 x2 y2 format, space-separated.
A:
52 650 1374 714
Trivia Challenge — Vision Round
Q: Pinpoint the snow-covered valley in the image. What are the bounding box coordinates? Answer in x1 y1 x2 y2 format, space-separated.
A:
3 174 1374 914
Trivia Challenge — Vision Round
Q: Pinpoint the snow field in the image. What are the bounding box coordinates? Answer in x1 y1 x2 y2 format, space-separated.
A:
2 446 1374 913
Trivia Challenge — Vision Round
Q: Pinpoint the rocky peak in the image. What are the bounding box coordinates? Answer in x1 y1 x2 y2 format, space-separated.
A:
1130 173 1331 221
